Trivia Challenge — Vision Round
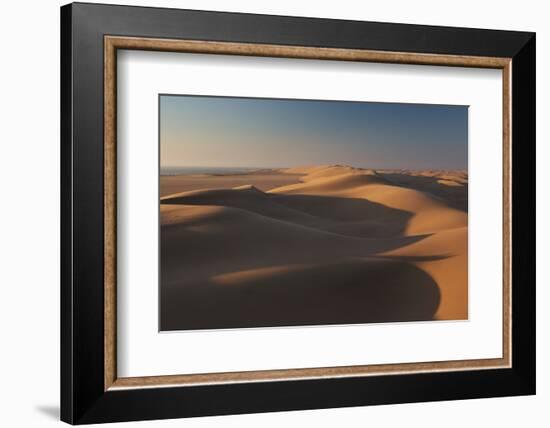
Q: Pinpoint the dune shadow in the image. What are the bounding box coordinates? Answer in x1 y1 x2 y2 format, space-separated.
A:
380 173 468 212
162 190 416 239
160 259 440 331
269 193 414 238
158 182 460 331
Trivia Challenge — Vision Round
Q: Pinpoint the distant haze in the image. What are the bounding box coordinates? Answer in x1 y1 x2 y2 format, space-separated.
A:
160 94 468 170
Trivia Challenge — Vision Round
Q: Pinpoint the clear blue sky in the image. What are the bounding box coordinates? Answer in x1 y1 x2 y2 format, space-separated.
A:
160 94 468 170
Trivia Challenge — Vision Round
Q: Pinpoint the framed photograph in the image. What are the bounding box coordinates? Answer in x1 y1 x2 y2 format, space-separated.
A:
60 2 535 424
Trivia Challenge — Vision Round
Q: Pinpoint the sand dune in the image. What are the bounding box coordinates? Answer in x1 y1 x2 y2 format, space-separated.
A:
160 170 303 196
162 186 321 227
271 170 390 194
437 179 463 187
160 164 468 330
378 170 468 211
270 169 466 234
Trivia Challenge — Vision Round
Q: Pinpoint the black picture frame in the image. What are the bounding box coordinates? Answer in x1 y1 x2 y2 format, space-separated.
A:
61 2 535 424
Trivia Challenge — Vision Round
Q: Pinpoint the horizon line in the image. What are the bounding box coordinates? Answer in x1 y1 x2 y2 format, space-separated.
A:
160 164 468 171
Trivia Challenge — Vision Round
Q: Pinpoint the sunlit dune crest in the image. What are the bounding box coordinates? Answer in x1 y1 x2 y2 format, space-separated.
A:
160 164 468 330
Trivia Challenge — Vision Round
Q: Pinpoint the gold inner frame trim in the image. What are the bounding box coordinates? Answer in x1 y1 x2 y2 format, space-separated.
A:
104 35 512 391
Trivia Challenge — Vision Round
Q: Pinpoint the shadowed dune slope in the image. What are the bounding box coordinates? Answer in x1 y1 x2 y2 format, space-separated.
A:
270 169 466 235
378 170 468 211
379 227 468 320
161 257 440 330
162 184 418 238
160 164 468 330
162 186 320 226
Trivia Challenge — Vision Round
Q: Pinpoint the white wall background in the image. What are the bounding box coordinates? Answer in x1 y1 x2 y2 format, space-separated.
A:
0 0 545 426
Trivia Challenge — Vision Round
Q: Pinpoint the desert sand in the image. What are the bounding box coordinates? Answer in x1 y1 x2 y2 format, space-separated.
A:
160 165 468 331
